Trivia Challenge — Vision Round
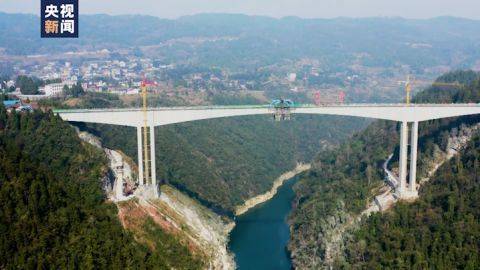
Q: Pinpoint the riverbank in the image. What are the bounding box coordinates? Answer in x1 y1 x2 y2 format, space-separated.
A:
77 128 314 269
234 163 311 216
229 177 299 269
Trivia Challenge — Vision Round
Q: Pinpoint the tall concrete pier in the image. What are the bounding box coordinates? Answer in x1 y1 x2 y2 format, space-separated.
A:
55 103 480 198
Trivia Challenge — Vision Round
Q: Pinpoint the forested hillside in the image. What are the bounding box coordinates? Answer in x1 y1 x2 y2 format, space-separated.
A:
289 118 398 268
0 108 204 269
288 70 480 268
80 114 368 214
345 135 480 269
341 71 480 268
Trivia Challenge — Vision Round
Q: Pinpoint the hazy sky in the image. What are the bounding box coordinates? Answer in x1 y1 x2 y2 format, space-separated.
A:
1 0 479 19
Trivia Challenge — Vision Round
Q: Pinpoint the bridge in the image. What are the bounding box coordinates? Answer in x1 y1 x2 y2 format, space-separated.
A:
54 103 480 200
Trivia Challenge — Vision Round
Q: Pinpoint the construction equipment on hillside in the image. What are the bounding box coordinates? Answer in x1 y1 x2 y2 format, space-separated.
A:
270 99 294 121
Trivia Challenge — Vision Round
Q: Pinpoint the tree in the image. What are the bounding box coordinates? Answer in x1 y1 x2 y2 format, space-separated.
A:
439 130 450 151
366 165 374 185
0 107 205 269
16 75 40 94
342 71 480 269
63 83 85 98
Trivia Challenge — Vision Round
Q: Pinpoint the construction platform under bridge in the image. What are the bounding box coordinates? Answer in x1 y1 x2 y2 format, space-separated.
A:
270 99 295 121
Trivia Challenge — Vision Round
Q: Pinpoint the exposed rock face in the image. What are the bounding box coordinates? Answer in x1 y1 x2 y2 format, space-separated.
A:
76 128 103 148
76 129 115 194
155 186 235 270
419 123 480 184
100 169 115 194
235 163 311 216
119 185 235 269
290 123 480 269
76 128 136 201
76 128 235 269
367 123 480 215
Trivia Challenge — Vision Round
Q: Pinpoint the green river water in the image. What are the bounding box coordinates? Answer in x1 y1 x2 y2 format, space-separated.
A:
228 177 297 269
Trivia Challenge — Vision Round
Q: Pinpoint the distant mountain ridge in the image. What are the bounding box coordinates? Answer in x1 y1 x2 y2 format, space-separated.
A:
1 12 480 70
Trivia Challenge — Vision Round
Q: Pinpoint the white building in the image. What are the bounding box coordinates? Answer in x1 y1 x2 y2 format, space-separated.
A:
43 81 76 97
43 83 64 96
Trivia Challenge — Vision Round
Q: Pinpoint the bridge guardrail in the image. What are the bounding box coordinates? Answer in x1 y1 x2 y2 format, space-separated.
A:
52 103 480 114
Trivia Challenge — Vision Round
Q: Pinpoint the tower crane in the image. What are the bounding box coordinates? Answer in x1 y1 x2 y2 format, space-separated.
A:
398 75 414 105
396 78 464 106
313 91 322 105
140 77 157 185
338 91 346 103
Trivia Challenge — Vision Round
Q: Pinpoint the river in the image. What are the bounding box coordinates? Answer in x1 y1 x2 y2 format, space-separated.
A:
228 177 297 269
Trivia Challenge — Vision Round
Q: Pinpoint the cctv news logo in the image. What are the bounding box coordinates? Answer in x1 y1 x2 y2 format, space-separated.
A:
41 0 78 38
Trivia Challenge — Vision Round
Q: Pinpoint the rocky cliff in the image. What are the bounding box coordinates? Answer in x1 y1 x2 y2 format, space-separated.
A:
315 122 480 268
77 129 235 269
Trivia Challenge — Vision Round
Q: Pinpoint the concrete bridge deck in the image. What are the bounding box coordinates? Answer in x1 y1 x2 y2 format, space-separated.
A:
54 103 480 127
54 103 480 200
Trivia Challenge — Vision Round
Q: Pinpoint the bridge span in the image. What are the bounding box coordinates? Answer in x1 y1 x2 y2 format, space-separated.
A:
54 103 480 200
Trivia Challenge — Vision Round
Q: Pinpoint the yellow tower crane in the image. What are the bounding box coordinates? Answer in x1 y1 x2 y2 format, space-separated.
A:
140 78 156 185
398 75 414 105
141 79 150 184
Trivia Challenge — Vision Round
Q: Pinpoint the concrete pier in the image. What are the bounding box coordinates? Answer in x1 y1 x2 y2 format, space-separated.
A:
398 121 409 194
137 126 144 186
55 103 480 200
149 126 157 188
409 121 419 194
396 121 419 200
